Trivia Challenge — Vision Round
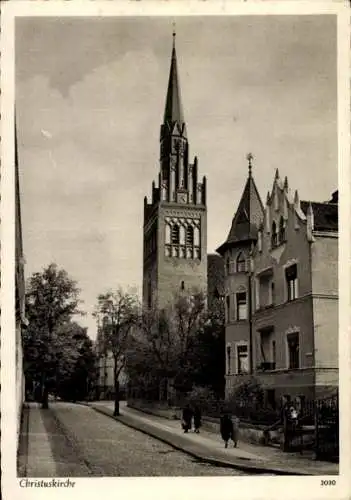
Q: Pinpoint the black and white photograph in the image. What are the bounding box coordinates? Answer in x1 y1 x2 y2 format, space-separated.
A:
1 1 350 499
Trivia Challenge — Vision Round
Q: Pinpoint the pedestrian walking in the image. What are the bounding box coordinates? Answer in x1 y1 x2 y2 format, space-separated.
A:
181 404 193 433
220 412 234 448
232 414 240 448
193 405 202 433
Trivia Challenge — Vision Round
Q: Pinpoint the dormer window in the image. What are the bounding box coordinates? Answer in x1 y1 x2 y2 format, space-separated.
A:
279 216 286 244
236 252 246 273
271 221 277 248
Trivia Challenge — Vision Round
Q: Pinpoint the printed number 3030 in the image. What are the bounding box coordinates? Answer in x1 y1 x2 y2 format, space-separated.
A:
321 480 336 486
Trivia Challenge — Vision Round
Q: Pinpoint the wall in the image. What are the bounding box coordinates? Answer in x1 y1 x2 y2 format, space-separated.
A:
310 236 338 383
311 235 338 296
256 368 315 401
16 324 25 443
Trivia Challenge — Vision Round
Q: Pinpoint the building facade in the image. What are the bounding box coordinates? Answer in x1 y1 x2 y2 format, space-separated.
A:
94 320 128 400
15 124 26 442
143 34 207 310
218 166 338 404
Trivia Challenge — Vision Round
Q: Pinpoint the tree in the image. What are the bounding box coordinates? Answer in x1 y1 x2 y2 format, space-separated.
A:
53 322 97 402
24 263 83 408
189 292 225 396
127 291 207 402
93 288 139 416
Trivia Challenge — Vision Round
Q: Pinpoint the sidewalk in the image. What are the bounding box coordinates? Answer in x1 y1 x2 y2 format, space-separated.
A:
17 403 58 477
17 403 91 477
91 401 339 476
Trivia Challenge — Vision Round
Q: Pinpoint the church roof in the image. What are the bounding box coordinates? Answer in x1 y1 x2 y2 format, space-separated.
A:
163 34 186 134
216 169 264 255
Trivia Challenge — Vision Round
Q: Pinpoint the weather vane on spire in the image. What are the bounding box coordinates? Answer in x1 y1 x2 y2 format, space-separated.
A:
172 22 176 46
246 152 253 176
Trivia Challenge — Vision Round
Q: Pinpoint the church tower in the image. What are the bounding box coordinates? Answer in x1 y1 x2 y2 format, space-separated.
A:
143 33 207 310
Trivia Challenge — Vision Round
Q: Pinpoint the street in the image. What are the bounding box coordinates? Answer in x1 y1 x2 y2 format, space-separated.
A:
19 402 247 476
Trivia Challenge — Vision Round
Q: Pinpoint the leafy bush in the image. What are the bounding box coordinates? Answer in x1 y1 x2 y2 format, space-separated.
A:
228 377 264 405
185 386 219 414
224 377 279 425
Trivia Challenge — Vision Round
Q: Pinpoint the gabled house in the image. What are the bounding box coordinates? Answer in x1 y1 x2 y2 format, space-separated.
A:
217 165 338 404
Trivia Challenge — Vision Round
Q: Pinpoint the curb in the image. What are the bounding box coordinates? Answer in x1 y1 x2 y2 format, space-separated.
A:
91 406 309 476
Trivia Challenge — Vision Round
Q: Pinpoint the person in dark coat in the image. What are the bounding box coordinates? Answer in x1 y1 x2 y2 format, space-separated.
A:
182 404 193 433
220 413 234 448
232 415 240 448
193 405 202 433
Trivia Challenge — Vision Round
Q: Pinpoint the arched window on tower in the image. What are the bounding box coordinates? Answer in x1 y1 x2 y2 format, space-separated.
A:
236 252 246 273
186 226 194 246
171 224 180 245
279 216 286 244
226 256 230 275
271 221 277 248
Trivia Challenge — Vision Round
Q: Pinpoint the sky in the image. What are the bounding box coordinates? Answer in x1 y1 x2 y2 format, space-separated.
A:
16 15 337 340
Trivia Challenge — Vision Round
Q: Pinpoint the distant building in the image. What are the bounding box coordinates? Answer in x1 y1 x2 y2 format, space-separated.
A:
142 33 207 310
94 321 128 400
15 123 26 442
218 163 338 404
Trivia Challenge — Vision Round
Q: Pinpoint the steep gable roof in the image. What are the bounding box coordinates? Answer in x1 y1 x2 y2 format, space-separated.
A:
216 171 264 254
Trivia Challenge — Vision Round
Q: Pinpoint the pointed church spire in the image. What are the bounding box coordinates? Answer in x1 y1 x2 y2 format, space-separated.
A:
163 30 186 133
247 152 253 178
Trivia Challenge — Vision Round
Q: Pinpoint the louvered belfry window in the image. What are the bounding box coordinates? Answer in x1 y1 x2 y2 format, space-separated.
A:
186 226 194 246
171 224 180 244
165 219 201 260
